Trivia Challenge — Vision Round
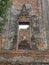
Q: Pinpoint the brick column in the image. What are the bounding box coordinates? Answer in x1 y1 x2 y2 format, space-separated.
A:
39 0 49 49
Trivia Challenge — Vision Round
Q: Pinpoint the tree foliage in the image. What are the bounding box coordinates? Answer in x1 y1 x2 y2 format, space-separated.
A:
0 0 12 34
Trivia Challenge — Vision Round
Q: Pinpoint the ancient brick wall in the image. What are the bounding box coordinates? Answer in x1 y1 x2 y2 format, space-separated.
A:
0 0 41 49
0 0 49 65
12 0 40 15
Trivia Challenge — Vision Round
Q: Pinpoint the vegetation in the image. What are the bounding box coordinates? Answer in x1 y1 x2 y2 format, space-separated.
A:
0 0 12 34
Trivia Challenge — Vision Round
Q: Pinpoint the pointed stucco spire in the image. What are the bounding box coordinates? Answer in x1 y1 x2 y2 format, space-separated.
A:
21 4 29 15
21 4 26 13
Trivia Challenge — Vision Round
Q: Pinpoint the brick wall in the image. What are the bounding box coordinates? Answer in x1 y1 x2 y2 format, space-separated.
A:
0 0 41 50
0 0 49 64
12 0 40 15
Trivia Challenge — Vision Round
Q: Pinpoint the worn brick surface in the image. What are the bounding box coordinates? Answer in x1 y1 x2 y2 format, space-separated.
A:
0 0 49 64
12 0 40 14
